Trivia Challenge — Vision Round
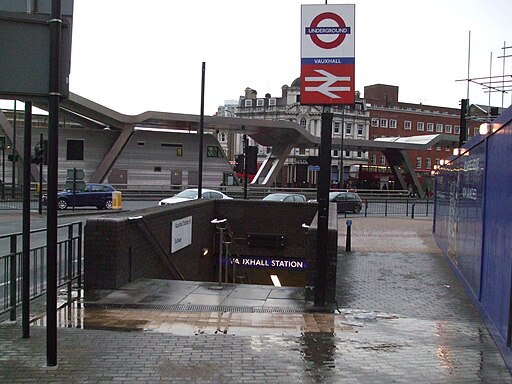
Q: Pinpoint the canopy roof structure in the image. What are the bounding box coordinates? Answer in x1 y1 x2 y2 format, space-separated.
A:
1 92 458 195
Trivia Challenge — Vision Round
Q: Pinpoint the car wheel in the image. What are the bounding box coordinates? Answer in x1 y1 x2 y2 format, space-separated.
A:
354 206 361 214
104 199 113 210
57 198 68 210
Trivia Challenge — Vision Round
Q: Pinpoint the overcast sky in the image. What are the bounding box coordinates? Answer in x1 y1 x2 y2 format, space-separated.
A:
5 0 512 115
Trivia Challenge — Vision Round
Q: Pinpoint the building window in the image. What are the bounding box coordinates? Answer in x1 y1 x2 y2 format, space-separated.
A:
416 157 422 168
436 158 440 165
207 146 223 157
177 147 183 156
334 121 340 133
137 141 145 146
445 124 452 133
454 125 460 134
445 147 450 152
346 122 352 135
380 119 388 128
474 127 479 136
404 121 412 130
244 99 252 107
333 149 339 157
218 132 226 142
345 150 350 157
357 151 362 158
256 99 264 107
417 122 424 131
371 118 379 127
436 123 443 133
380 155 386 165
66 139 84 161
436 146 441 151
389 119 397 129
154 166 162 172
426 157 431 169
427 123 434 132
300 118 307 127
370 153 376 164
357 123 364 136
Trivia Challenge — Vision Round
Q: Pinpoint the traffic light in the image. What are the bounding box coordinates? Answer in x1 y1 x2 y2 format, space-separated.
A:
459 99 468 147
246 146 258 174
234 154 244 173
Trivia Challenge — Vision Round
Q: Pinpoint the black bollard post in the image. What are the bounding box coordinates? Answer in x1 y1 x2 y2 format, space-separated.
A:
346 219 352 252
411 203 415 219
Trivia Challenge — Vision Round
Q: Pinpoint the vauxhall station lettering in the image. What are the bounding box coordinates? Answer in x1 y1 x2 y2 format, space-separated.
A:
231 257 306 270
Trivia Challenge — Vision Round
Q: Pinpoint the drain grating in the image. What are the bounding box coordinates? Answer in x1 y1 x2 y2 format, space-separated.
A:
85 302 334 314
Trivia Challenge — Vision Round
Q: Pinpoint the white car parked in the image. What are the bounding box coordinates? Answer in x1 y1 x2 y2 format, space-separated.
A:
158 188 233 205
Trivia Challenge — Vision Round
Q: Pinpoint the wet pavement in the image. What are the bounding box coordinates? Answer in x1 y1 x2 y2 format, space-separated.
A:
1 216 512 383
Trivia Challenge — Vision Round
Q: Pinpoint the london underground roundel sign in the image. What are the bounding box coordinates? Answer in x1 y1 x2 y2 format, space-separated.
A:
301 4 355 105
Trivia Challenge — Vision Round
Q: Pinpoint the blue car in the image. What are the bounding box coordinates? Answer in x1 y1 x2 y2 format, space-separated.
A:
52 183 116 210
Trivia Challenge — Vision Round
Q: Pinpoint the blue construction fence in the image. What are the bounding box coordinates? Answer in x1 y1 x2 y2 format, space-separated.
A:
433 104 512 368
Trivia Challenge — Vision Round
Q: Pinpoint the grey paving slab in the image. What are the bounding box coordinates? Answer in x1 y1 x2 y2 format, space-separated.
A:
221 297 266 307
268 287 305 300
93 290 149 305
229 286 272 300
263 298 305 308
179 293 230 306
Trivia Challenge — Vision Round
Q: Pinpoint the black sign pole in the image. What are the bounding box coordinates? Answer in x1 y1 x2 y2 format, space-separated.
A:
243 133 248 199
46 0 62 367
315 106 333 307
198 62 205 199
22 101 32 338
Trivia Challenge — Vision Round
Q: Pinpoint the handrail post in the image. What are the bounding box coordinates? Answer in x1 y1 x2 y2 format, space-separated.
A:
77 222 83 294
9 235 17 321
67 225 73 304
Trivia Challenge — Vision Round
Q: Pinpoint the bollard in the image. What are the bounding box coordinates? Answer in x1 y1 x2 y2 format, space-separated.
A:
346 219 352 252
411 203 415 219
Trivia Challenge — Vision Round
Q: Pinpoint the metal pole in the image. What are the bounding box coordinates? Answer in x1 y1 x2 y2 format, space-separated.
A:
22 101 32 338
218 227 223 285
198 62 205 198
224 242 229 284
12 100 16 198
38 134 43 215
315 107 333 307
340 107 345 188
1 142 5 199
243 133 248 199
46 0 62 367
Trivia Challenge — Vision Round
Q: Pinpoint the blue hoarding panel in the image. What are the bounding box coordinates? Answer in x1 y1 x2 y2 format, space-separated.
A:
481 119 512 344
434 104 512 357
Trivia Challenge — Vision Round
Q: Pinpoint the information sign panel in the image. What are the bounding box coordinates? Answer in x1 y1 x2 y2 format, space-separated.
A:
300 4 355 105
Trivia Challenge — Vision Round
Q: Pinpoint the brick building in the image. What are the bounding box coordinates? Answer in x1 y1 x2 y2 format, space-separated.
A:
364 84 481 192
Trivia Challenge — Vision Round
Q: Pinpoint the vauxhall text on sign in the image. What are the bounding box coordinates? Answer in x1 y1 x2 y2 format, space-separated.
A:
300 4 355 105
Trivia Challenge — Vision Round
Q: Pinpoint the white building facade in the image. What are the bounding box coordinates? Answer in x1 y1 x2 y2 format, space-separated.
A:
218 78 371 187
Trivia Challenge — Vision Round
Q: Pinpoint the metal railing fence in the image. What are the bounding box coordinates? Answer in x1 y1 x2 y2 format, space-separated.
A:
0 221 83 319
